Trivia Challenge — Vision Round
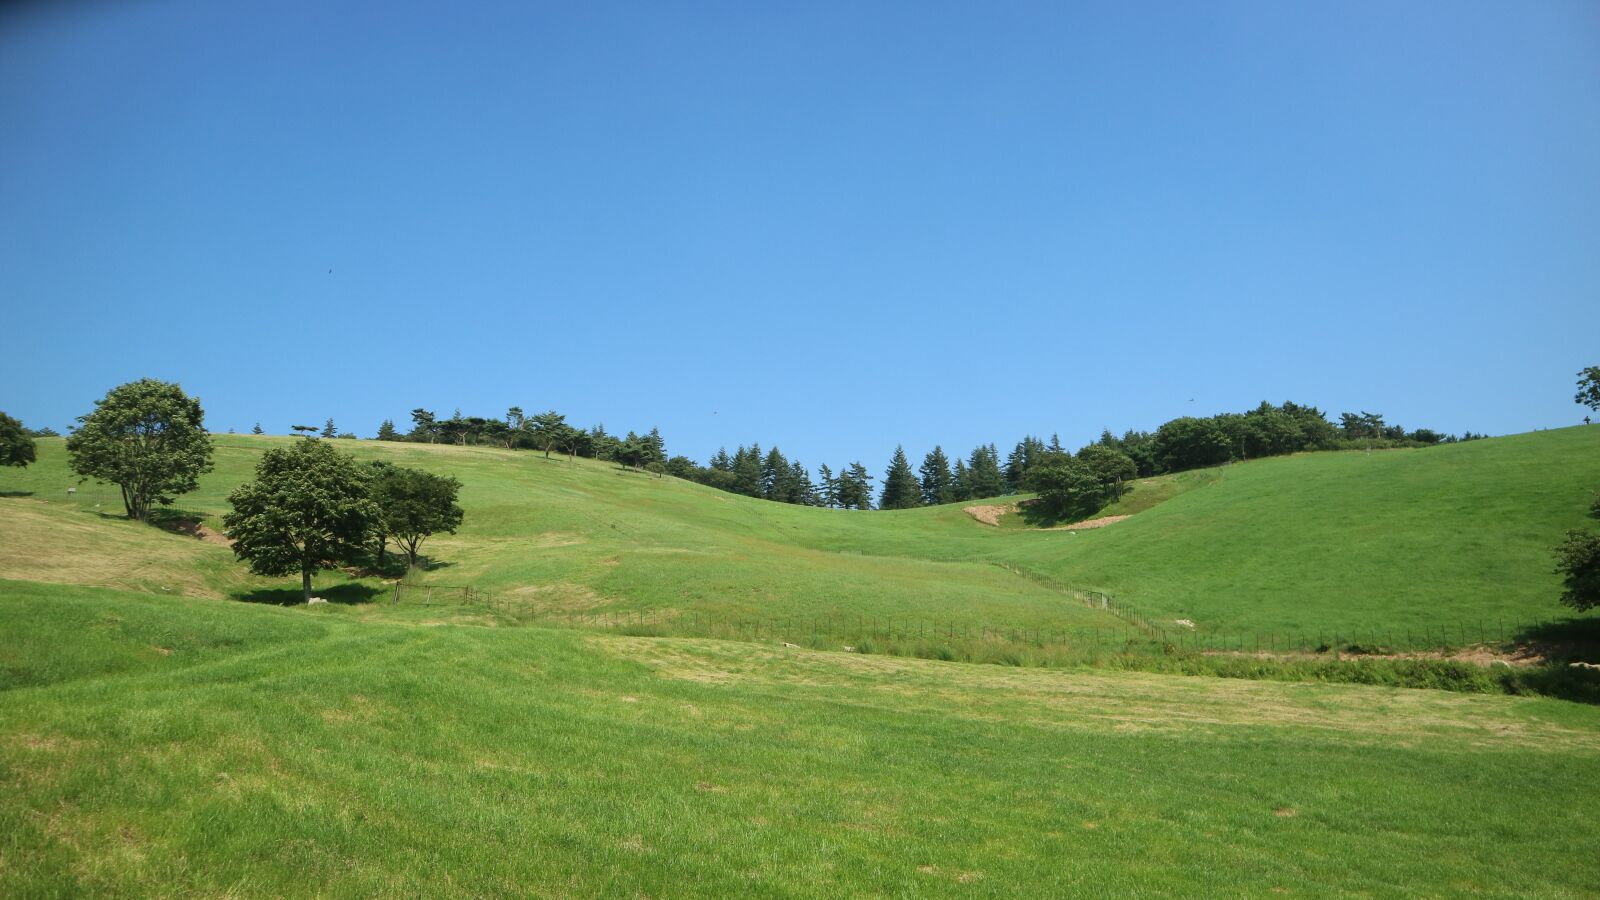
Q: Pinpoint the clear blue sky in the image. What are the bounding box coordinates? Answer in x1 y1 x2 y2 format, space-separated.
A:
3 1 1597 469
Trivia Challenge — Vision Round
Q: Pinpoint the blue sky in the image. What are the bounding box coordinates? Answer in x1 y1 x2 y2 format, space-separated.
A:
3 0 1597 468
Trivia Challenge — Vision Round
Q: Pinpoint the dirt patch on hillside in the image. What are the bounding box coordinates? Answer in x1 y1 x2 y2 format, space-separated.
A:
162 519 232 546
1047 515 1130 531
963 504 1012 527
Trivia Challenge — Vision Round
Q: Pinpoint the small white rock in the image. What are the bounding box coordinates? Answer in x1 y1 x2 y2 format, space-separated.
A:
308 596 328 605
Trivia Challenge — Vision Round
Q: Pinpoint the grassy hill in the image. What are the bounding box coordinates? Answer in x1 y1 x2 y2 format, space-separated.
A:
4 580 1600 896
2 427 1598 647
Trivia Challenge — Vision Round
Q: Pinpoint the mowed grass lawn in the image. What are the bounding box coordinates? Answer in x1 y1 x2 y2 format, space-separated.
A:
3 580 1600 897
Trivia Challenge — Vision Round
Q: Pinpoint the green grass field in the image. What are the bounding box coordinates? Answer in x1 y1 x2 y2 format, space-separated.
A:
5 430 1600 894
4 580 1600 897
4 427 1597 645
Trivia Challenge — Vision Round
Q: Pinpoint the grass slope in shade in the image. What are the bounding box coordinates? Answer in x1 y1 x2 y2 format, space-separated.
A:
4 581 1600 897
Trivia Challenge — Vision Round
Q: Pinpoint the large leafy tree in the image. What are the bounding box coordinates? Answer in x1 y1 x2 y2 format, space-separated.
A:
1025 455 1107 520
66 379 214 520
0 412 36 467
1077 444 1138 500
224 439 379 602
1577 366 1600 413
1153 416 1233 473
879 446 922 510
369 463 465 569
1553 529 1600 612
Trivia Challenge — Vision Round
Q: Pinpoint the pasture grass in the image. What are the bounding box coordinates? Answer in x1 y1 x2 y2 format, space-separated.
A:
4 580 1600 897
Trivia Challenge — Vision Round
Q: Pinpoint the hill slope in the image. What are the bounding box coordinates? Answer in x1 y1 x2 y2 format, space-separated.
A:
2 426 1596 642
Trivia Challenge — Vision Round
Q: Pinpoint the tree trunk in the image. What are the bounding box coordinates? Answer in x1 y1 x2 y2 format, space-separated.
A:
302 568 313 604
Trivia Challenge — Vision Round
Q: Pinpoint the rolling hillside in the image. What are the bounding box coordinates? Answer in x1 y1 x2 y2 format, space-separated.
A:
2 427 1598 643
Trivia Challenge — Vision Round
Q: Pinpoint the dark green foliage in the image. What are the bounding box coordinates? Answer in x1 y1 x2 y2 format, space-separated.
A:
835 462 875 510
965 444 1007 499
251 422 264 435
1024 455 1107 519
527 410 569 457
223 439 379 602
1554 529 1600 611
1076 444 1137 500
409 409 437 443
816 463 837 508
1154 416 1232 472
66 379 215 520
732 445 764 497
762 446 790 499
369 463 465 569
291 424 318 436
879 446 922 510
950 459 972 502
1005 437 1046 492
918 446 953 506
0 412 36 468
376 419 399 441
1576 366 1600 413
322 418 337 439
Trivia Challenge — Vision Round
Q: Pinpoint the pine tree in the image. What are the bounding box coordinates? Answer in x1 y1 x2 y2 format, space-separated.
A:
951 459 972 501
817 463 837 508
836 462 875 510
732 445 764 497
967 444 1007 498
252 422 264 435
646 427 666 464
919 446 953 506
788 460 815 505
879 446 922 510
710 447 733 472
762 446 790 500
1048 433 1064 454
376 419 398 441
322 418 337 439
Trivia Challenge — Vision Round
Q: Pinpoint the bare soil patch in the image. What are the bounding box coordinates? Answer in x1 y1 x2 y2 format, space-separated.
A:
1047 514 1130 531
963 504 1012 527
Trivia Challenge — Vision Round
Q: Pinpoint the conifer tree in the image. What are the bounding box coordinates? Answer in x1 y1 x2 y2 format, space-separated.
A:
732 445 764 497
376 419 398 441
252 422 264 435
836 462 875 510
817 463 837 508
322 418 337 439
966 444 1007 498
646 427 666 464
763 446 790 500
879 446 922 510
710 447 733 471
919 446 954 506
950 459 972 501
788 460 816 505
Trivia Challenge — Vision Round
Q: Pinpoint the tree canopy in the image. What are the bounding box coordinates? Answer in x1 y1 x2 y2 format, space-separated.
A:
369 463 464 569
1554 529 1600 612
66 379 214 520
223 439 379 602
0 412 36 468
1577 366 1600 413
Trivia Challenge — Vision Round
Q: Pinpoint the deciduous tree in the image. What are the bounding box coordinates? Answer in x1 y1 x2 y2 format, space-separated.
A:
369 463 465 569
0 412 36 467
1554 529 1600 612
224 439 378 602
1576 366 1600 413
66 379 214 520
